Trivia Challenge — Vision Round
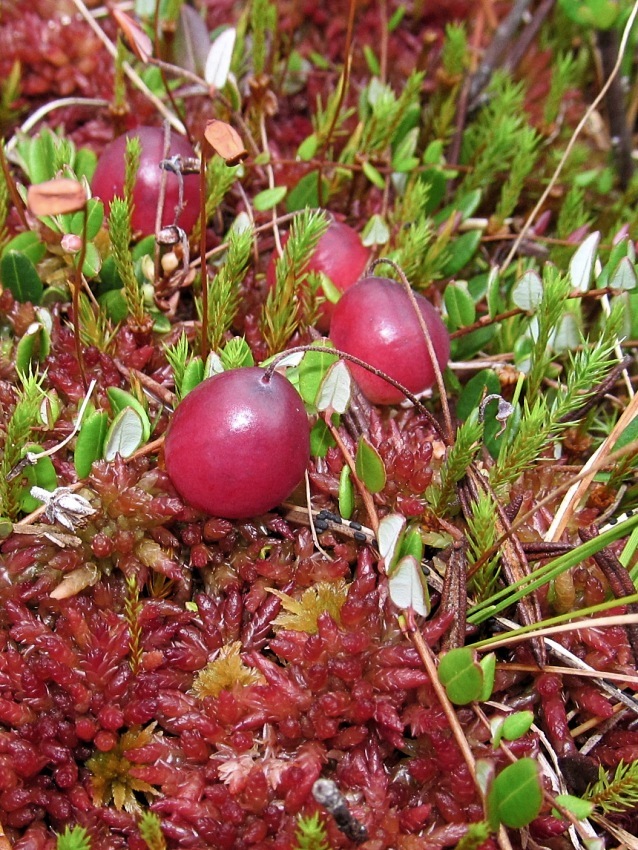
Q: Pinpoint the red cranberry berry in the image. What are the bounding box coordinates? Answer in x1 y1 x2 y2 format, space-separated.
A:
329 275 450 404
266 219 370 332
91 126 200 235
164 367 310 519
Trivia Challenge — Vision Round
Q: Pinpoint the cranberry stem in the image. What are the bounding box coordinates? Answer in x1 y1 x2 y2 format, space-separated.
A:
266 344 447 442
368 258 453 443
72 205 89 392
323 413 380 535
199 139 210 362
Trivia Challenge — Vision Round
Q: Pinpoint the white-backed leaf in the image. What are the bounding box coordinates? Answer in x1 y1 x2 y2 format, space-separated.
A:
361 213 390 247
205 351 224 377
316 360 352 414
377 513 406 569
103 407 144 461
511 270 543 311
205 28 236 88
388 555 430 616
550 313 581 352
174 4 210 76
270 350 305 370
609 256 637 290
569 231 600 292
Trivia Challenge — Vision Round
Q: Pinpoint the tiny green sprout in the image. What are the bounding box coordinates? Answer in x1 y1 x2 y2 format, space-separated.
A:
56 825 91 850
293 811 331 850
138 810 167 850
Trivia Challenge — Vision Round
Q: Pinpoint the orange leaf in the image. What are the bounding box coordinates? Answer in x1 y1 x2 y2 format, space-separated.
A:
110 5 153 63
27 178 87 216
203 119 248 166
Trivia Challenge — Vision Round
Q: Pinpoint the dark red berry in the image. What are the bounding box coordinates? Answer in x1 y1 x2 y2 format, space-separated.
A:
164 367 310 519
91 126 200 235
329 275 450 404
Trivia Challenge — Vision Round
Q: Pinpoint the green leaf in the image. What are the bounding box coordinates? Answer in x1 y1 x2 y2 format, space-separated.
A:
297 134 318 161
181 358 205 395
440 229 482 277
310 417 336 457
362 160 386 189
253 186 287 211
487 758 542 829
456 369 500 420
438 646 484 705
103 407 145 461
2 231 46 264
355 436 386 493
107 387 151 441
1 251 44 304
16 320 50 371
316 360 352 415
444 281 476 330
70 198 104 240
553 794 595 820
388 554 430 616
75 241 101 278
98 289 128 323
501 710 534 741
74 410 109 478
18 447 58 513
338 464 354 520
479 652 496 701
286 171 326 212
434 189 482 225
298 345 338 407
399 527 424 563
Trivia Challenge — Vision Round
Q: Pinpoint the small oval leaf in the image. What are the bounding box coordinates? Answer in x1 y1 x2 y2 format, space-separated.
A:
103 407 145 461
338 465 354 520
107 387 151 441
253 186 287 211
438 646 484 705
1 251 44 304
487 758 543 830
74 410 109 478
355 436 386 493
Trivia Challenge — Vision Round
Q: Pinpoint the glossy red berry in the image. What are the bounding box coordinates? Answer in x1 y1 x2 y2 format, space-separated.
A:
266 219 369 331
91 126 200 235
329 275 450 405
164 367 310 519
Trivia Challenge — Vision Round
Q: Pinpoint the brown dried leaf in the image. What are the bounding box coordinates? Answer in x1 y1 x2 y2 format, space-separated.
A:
204 119 248 166
27 178 87 216
110 5 153 63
